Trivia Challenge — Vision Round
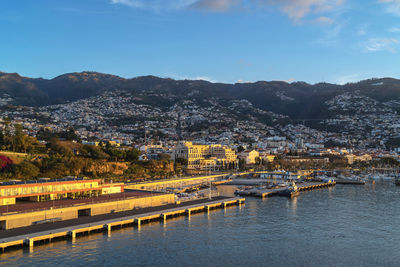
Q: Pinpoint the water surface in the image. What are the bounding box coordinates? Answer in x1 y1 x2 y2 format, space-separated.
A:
2 182 400 266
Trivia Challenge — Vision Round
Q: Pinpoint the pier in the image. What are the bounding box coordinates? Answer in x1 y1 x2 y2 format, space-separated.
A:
0 197 244 253
236 181 336 198
334 179 365 185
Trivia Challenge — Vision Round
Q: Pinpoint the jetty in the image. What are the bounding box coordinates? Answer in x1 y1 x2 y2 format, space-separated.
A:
0 196 244 253
236 181 336 198
334 179 365 185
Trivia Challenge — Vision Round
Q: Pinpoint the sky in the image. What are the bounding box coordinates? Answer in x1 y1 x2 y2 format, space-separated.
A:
1 0 400 84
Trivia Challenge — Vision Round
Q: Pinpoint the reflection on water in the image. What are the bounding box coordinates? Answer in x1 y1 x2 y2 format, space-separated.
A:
3 182 400 266
289 195 298 216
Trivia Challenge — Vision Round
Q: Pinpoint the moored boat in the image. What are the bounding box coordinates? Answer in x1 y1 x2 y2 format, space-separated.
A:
278 182 299 198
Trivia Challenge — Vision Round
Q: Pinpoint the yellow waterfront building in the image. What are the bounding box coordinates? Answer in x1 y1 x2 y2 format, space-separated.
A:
0 178 123 206
173 142 238 170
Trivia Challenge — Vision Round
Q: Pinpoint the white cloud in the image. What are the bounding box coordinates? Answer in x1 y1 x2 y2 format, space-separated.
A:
313 16 334 24
111 0 144 8
334 73 370 85
313 20 346 45
271 0 344 21
191 0 240 12
110 0 197 11
164 74 218 82
357 24 368 36
389 27 400 32
363 38 399 53
236 79 254 83
378 0 400 15
110 0 344 21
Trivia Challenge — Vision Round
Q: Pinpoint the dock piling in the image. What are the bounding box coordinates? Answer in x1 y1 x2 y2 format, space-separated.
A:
0 197 245 253
68 230 76 240
24 238 34 248
186 209 191 216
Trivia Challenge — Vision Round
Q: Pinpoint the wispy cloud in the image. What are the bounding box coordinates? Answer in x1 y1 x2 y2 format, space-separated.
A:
110 0 344 22
190 0 240 12
313 20 346 45
334 73 370 84
270 0 344 21
313 16 334 25
110 0 198 11
357 24 368 36
378 0 400 15
163 73 218 83
363 38 399 53
111 0 144 8
388 27 400 32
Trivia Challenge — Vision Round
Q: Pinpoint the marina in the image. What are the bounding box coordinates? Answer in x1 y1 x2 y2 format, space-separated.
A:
0 196 244 253
235 181 336 198
2 182 400 266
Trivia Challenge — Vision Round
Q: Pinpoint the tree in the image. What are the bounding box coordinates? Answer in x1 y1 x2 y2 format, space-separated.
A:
36 127 56 141
238 159 246 170
81 144 109 160
12 161 40 179
125 149 140 162
49 140 74 157
158 153 171 161
0 155 13 172
61 127 81 142
175 157 188 166
0 130 4 149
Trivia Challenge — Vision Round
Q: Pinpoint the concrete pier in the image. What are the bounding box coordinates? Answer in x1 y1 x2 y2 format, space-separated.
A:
0 197 244 253
237 181 336 198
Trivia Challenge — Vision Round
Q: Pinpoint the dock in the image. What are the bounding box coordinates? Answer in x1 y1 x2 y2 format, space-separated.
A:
237 181 336 198
0 197 244 253
334 179 365 185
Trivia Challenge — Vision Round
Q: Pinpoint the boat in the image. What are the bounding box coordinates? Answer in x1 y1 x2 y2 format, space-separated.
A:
334 174 365 185
278 182 299 198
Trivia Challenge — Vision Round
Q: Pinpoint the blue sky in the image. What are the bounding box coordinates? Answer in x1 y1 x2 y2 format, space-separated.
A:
1 0 400 84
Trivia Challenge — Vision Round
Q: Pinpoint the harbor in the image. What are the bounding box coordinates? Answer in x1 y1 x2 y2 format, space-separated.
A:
0 196 244 253
234 181 336 198
2 181 399 266
0 170 396 257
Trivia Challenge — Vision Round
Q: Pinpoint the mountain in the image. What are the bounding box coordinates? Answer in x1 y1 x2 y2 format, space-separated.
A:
1 71 400 120
0 72 49 106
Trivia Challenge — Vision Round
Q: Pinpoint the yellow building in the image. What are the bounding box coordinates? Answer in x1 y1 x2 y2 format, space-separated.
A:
238 150 260 164
345 154 372 165
265 155 276 162
173 142 238 170
0 178 124 206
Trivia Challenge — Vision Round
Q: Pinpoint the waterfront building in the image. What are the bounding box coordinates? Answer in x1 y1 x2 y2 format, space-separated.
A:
0 177 124 206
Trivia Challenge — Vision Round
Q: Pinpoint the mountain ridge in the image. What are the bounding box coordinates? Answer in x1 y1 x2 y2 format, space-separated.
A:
1 71 400 120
